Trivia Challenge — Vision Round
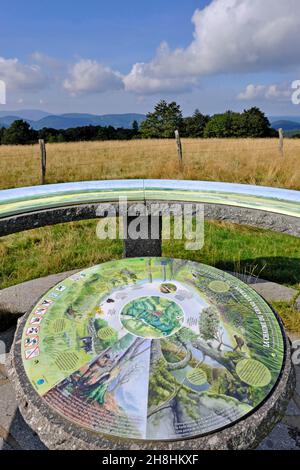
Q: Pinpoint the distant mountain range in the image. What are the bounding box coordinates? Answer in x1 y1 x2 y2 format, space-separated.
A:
0 110 146 130
270 120 300 132
269 116 300 132
1 109 300 133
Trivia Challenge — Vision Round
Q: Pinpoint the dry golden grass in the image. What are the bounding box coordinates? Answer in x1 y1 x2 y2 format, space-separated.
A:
0 138 300 190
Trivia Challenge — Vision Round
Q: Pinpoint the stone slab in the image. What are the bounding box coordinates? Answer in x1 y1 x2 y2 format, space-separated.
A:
249 282 297 303
0 270 80 331
257 421 300 450
0 438 13 450
0 326 47 451
0 381 46 450
231 272 298 303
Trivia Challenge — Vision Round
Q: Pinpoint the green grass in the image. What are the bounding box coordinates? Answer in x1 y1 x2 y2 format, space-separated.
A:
0 219 299 332
272 301 300 334
0 220 123 289
164 220 300 287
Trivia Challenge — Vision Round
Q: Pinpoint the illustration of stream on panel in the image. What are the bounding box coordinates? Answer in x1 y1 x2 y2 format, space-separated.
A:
21 257 284 441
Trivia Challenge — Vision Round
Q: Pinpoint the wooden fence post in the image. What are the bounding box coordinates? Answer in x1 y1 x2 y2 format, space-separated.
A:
39 139 47 184
175 130 183 168
278 128 284 158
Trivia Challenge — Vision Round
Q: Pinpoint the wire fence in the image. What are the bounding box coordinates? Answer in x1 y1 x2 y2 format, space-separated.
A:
0 135 300 190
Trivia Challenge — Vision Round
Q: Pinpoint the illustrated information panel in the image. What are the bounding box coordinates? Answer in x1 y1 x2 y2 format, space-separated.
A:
21 258 285 441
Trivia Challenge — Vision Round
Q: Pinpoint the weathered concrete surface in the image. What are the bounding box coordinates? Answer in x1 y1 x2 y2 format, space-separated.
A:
124 215 162 258
0 204 104 238
0 327 46 450
232 272 299 303
1 202 300 238
258 363 300 450
252 282 297 303
0 270 80 331
204 204 300 238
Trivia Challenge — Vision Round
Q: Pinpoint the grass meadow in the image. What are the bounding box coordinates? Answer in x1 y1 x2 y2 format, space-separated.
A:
0 138 300 190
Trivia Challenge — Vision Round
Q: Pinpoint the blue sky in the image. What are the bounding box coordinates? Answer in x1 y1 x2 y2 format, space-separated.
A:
0 0 300 116
1 1 204 66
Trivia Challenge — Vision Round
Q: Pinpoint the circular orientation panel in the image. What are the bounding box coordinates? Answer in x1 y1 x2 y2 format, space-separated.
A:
21 258 285 442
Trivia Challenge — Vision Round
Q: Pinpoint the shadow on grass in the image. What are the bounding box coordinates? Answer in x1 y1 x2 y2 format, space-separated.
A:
214 257 300 286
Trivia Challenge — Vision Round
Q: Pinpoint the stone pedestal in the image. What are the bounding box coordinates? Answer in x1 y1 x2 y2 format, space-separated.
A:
8 258 295 450
123 215 162 258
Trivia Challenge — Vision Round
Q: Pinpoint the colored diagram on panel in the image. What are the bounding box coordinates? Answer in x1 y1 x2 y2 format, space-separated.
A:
21 258 284 441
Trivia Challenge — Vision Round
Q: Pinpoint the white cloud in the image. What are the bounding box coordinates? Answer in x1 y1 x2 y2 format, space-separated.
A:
238 83 291 101
125 0 300 94
64 59 124 95
124 44 199 94
31 52 62 70
237 84 266 100
2 0 300 100
124 64 198 95
0 57 48 92
265 84 291 100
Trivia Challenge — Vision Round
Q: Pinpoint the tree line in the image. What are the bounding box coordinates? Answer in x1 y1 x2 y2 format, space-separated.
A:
139 101 277 138
0 120 138 145
0 100 278 145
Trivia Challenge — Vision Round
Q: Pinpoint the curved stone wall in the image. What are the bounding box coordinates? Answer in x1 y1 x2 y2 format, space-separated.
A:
0 180 299 237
